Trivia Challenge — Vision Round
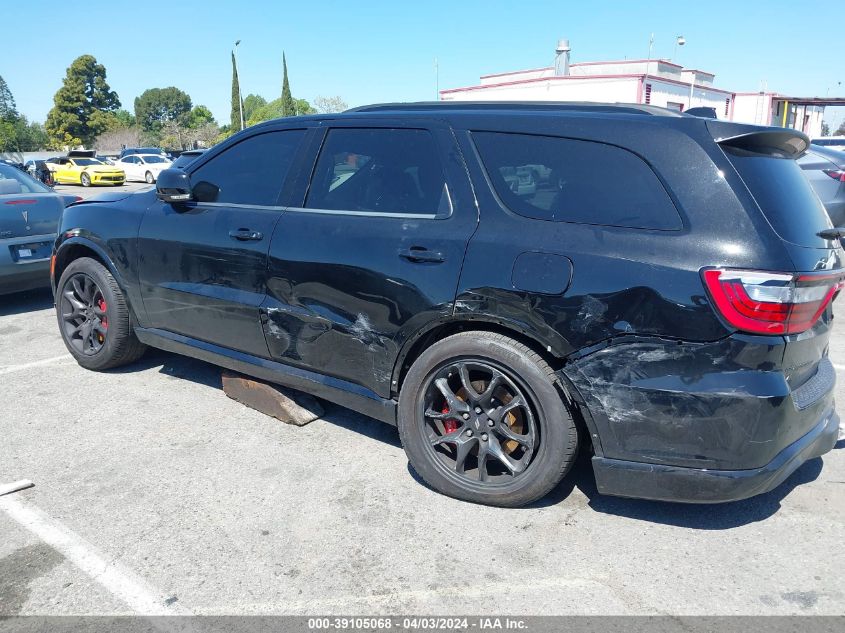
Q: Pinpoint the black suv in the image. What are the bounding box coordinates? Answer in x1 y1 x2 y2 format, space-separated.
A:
51 102 842 507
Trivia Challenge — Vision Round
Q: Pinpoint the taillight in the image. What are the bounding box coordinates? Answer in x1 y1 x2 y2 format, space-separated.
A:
823 169 845 182
702 268 844 335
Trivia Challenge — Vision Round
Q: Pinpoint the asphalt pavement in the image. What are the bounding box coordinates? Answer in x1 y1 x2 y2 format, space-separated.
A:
0 289 843 616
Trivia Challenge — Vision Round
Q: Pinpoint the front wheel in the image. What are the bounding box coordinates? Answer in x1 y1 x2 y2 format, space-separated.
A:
398 332 578 507
56 257 147 370
80 172 91 187
144 171 154 184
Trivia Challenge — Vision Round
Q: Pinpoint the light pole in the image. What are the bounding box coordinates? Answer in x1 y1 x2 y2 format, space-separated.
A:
642 33 654 104
233 39 244 131
673 35 685 61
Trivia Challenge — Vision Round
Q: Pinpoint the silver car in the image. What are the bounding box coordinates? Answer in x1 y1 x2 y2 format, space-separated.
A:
0 164 75 295
798 145 845 227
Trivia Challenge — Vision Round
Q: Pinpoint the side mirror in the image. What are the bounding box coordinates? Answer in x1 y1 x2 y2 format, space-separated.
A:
156 168 193 204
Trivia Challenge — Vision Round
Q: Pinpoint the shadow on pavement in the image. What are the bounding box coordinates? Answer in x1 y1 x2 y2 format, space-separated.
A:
105 347 223 391
529 451 827 529
96 345 842 529
0 287 53 317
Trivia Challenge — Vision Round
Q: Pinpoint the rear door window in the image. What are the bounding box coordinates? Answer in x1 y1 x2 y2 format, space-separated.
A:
472 131 682 230
724 147 833 246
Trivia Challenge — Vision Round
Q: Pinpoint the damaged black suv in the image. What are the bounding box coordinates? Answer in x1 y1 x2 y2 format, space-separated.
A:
52 102 842 506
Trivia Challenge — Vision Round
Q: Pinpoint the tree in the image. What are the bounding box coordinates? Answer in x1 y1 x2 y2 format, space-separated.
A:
94 126 141 152
247 96 315 126
190 122 221 148
113 109 136 128
0 75 18 121
188 105 215 129
313 96 348 114
0 75 21 152
134 87 192 135
45 55 120 149
231 52 243 131
242 94 266 122
281 53 295 117
836 122 845 136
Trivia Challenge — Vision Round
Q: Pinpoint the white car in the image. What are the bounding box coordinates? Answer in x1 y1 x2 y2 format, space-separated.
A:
812 137 845 151
115 154 172 184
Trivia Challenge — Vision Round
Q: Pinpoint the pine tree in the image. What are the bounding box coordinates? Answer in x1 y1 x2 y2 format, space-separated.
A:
0 75 18 121
45 55 120 148
281 53 295 117
231 52 243 131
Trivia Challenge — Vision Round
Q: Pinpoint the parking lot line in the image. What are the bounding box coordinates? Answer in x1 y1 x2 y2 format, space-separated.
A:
0 354 73 375
834 364 845 372
0 494 191 616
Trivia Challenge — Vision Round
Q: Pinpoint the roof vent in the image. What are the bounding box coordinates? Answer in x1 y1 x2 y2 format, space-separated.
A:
554 39 571 76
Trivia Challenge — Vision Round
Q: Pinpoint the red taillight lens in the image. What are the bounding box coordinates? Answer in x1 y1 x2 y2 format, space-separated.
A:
823 169 845 182
702 269 844 335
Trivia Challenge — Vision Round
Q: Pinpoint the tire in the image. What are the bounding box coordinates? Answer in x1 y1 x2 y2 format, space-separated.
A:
80 172 91 187
145 171 154 184
398 332 578 507
56 257 147 370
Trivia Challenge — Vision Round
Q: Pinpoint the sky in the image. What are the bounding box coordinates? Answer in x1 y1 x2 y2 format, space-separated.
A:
2 0 843 130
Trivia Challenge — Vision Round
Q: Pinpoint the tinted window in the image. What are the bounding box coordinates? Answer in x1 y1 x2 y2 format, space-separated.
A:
0 164 50 194
473 132 682 230
305 128 451 215
725 147 833 246
190 130 305 206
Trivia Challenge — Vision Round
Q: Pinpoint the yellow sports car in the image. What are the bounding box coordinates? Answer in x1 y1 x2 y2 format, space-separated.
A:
49 156 125 187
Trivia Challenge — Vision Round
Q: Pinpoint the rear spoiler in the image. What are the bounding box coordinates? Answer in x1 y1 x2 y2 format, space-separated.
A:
706 120 809 158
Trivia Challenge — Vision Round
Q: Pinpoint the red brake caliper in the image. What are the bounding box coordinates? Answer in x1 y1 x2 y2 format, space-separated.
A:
442 404 458 434
98 299 108 329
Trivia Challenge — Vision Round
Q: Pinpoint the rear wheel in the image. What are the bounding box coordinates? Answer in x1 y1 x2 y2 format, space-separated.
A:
145 171 154 184
398 332 578 507
80 172 91 187
56 257 146 370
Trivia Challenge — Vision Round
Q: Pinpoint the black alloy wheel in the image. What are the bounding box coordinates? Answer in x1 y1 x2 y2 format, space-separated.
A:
420 360 538 483
398 332 578 507
59 273 109 356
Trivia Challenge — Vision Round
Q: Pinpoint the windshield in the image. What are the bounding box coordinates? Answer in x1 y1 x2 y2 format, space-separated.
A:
143 155 168 164
0 164 51 194
73 158 102 166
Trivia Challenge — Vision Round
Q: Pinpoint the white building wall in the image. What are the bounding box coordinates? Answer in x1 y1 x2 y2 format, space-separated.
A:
646 79 731 114
480 69 552 85
441 77 640 103
733 94 772 125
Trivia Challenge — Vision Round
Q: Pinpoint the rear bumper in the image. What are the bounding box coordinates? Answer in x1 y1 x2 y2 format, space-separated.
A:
591 407 839 503
0 234 54 295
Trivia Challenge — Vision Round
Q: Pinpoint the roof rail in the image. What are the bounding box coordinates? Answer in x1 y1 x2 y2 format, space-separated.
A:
346 101 684 117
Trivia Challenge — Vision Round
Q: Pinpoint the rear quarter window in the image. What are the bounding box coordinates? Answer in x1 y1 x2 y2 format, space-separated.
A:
472 131 682 230
724 147 833 247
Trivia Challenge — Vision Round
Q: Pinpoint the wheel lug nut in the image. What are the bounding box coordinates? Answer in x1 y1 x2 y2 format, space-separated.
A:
462 413 470 420
475 407 482 414
487 420 494 427
481 433 488 441
466 430 473 437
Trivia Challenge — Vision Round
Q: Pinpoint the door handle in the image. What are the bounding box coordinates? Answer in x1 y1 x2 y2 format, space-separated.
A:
228 229 264 241
399 246 445 263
